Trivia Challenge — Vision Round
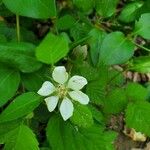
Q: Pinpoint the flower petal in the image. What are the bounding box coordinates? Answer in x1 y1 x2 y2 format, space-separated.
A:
52 66 68 84
37 81 55 96
44 96 59 112
59 97 74 121
68 75 87 90
69 91 89 105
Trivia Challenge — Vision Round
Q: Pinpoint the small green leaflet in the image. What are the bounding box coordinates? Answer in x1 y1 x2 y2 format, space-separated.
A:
0 65 20 107
119 2 143 23
99 32 134 65
0 92 42 123
88 28 106 66
125 101 150 136
125 82 148 102
95 0 119 18
3 0 56 19
134 13 150 39
4 124 39 150
36 32 69 64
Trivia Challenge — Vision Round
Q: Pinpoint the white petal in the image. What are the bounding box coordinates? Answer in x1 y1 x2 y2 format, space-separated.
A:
52 66 68 84
44 96 59 112
59 97 74 121
69 91 89 105
37 81 55 96
68 75 87 90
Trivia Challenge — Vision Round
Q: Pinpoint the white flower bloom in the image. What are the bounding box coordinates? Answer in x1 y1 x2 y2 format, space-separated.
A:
37 66 89 121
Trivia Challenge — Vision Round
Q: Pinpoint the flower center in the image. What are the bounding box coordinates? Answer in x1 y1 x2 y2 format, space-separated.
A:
57 84 68 98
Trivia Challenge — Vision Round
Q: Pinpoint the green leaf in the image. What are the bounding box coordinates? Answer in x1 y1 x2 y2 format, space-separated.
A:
0 65 20 107
46 115 117 150
125 101 150 136
95 0 119 18
0 42 42 73
134 13 150 39
119 2 143 23
103 88 127 114
36 32 69 64
126 82 148 102
3 0 56 19
73 0 94 13
88 28 106 66
0 120 22 136
0 92 41 123
70 103 93 128
56 15 76 30
4 124 39 150
129 56 150 73
99 32 134 65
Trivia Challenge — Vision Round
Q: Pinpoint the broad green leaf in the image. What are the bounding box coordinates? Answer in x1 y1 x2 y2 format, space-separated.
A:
134 13 150 39
125 101 150 136
119 2 143 23
73 0 94 13
129 56 150 73
46 115 117 150
0 92 41 123
0 42 42 73
88 28 106 66
70 103 93 128
0 120 22 136
103 88 127 114
56 15 76 30
99 32 134 65
0 65 20 106
4 124 39 150
3 0 56 19
95 0 119 18
36 32 69 64
126 82 148 102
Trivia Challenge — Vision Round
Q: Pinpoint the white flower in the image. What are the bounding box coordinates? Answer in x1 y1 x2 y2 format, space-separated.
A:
37 66 89 121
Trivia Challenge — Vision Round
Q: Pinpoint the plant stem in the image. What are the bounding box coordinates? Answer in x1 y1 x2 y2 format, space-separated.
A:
16 14 20 42
132 41 150 52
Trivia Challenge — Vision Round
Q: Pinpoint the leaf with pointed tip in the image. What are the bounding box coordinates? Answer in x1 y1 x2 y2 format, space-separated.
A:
0 92 41 123
4 124 39 150
36 32 69 64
